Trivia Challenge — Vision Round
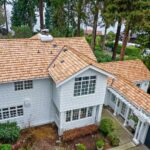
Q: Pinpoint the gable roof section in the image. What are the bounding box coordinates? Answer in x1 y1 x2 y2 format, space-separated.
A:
108 76 150 113
0 37 96 84
48 46 114 86
101 60 150 82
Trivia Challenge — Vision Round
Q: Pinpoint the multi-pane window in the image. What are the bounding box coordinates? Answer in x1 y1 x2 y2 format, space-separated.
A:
14 81 23 91
87 107 93 117
0 105 24 120
24 80 33 89
66 111 71 122
80 108 87 119
111 94 116 103
72 109 79 120
74 76 96 96
65 106 93 122
14 80 33 91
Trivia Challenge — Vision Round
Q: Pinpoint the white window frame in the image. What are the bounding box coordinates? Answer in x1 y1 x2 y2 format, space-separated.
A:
74 76 96 96
14 80 33 91
0 105 24 120
65 106 94 122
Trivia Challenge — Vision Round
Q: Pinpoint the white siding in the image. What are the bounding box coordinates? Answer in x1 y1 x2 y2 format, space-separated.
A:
59 69 108 112
0 78 55 128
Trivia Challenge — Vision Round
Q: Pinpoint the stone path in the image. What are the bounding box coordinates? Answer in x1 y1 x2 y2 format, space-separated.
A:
108 142 135 150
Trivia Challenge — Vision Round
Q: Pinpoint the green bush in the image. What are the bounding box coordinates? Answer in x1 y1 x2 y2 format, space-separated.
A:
96 139 105 148
105 42 141 58
108 133 120 146
13 25 33 38
0 122 20 143
100 118 115 135
76 143 86 150
0 144 12 150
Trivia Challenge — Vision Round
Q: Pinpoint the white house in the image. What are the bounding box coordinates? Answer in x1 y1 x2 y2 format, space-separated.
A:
0 33 150 149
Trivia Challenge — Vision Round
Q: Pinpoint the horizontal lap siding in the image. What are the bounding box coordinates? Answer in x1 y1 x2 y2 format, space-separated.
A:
59 69 107 112
0 78 54 128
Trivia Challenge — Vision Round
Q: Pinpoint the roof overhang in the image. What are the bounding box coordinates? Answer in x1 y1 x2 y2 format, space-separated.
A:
56 65 115 88
107 87 150 124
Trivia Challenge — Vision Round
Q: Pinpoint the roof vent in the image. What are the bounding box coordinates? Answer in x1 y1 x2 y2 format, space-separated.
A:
39 29 53 42
61 60 64 63
63 47 68 52
53 44 57 48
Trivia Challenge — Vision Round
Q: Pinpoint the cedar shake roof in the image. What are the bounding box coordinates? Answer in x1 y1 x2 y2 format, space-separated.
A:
101 60 150 82
0 37 96 83
108 76 150 113
48 46 113 84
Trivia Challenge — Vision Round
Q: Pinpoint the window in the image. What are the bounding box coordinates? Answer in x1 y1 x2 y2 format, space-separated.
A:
0 105 23 120
66 111 71 122
80 108 87 119
24 80 33 89
87 107 93 117
74 76 96 96
72 109 79 120
65 106 94 122
14 81 23 91
14 80 33 91
111 94 116 103
136 83 141 88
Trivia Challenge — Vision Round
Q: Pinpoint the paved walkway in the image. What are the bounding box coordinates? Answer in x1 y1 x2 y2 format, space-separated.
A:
108 142 135 150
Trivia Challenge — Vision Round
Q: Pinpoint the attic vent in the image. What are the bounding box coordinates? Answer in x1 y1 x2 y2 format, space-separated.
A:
61 60 64 63
63 47 68 52
50 51 53 54
37 50 40 53
53 64 55 68
39 29 53 42
53 44 57 48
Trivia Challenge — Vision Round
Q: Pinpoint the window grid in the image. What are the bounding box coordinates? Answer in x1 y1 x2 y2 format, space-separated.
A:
65 106 93 122
87 107 93 117
15 81 23 91
14 80 33 91
74 76 96 96
72 109 79 120
80 108 87 119
0 105 24 120
24 80 33 89
66 111 71 122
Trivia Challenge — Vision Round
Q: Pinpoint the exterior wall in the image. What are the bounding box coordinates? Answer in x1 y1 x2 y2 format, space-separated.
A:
0 78 55 128
57 68 108 133
59 69 108 112
135 81 150 93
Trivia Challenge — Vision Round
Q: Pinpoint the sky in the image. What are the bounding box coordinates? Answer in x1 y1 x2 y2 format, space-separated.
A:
6 3 125 34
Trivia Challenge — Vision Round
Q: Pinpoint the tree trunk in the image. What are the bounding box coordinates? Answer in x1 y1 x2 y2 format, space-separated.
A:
120 22 130 60
4 0 8 33
102 26 107 50
39 0 44 30
91 0 99 50
77 1 83 36
112 19 122 60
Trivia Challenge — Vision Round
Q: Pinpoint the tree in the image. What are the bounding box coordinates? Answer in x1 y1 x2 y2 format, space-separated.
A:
13 25 33 38
39 0 44 29
0 6 5 27
101 0 115 51
90 0 101 50
120 0 150 60
11 0 37 30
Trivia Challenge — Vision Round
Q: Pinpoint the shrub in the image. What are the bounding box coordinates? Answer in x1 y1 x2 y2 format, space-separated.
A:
0 122 20 143
96 139 105 148
63 124 98 142
108 133 120 146
0 144 12 150
76 143 86 150
100 118 115 135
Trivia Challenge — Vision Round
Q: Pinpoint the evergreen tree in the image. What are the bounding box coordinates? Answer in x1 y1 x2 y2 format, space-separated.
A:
0 5 5 28
120 0 150 60
11 0 37 30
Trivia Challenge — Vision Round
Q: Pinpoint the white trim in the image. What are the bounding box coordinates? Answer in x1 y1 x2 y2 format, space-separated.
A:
56 65 114 87
107 87 150 124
